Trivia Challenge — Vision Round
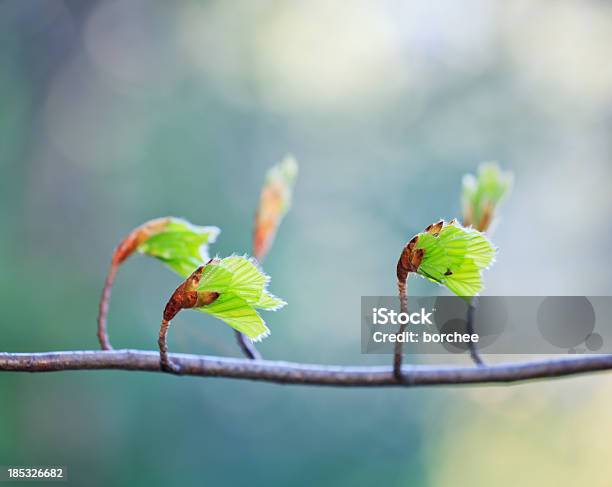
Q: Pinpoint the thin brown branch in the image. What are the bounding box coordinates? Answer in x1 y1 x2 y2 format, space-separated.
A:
393 279 408 381
158 319 180 374
97 261 118 350
466 299 484 366
97 217 173 350
235 331 262 360
395 229 426 381
159 265 219 372
2 350 612 386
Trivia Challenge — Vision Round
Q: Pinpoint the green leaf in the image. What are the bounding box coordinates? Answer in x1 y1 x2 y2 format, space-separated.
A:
415 221 495 299
195 255 286 340
462 162 513 231
216 255 269 304
198 256 268 304
198 263 233 293
137 218 220 277
254 291 287 311
196 292 270 341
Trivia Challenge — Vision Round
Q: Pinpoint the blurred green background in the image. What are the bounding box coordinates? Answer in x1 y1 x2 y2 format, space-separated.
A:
2 1 612 485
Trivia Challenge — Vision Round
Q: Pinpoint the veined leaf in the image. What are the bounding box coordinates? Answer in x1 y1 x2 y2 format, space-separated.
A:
254 291 287 311
217 255 269 304
198 263 233 293
198 256 267 304
195 256 286 340
414 220 496 299
196 292 270 341
137 217 220 277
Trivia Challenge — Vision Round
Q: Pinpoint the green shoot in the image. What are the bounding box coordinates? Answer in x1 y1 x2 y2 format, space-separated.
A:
253 155 299 261
136 218 219 277
462 162 513 232
159 256 286 372
398 219 496 301
97 217 219 350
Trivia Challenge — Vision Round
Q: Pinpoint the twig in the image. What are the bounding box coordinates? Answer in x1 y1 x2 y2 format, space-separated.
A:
97 261 118 350
158 319 180 374
97 217 172 351
2 350 612 386
158 265 219 372
393 280 408 381
395 230 426 382
466 298 484 366
235 331 262 360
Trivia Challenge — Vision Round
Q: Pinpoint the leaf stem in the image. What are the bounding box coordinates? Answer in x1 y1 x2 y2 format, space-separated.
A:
157 266 218 373
466 298 484 366
158 319 181 374
235 331 262 360
96 220 169 351
393 279 408 382
97 260 119 351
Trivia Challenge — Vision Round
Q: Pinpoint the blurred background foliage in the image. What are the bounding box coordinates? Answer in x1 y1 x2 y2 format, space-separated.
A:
1 1 612 485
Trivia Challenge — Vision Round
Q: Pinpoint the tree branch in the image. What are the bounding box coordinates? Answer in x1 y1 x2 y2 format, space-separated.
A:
2 349 612 386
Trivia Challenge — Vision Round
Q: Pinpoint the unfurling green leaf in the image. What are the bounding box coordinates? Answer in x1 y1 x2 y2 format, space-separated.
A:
195 256 286 341
398 220 496 300
253 155 299 261
136 217 220 277
98 217 220 351
462 162 513 232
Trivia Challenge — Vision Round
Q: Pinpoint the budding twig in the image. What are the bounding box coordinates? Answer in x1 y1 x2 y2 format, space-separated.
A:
234 331 262 360
394 222 445 380
393 279 409 381
97 218 171 350
97 261 118 351
158 264 219 373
